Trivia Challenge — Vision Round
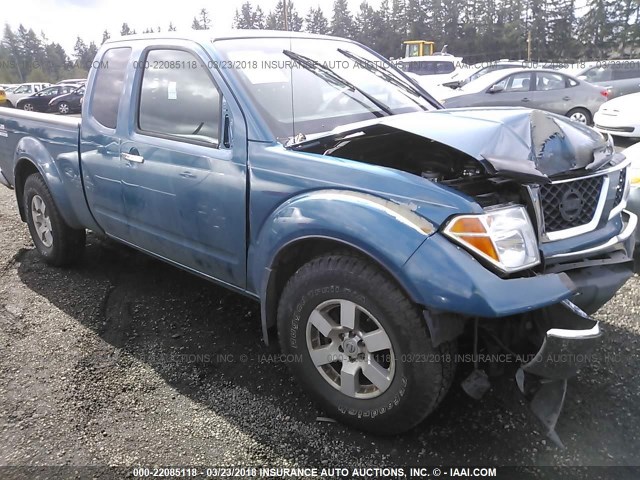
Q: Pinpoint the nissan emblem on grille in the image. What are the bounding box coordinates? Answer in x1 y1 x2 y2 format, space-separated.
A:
559 187 584 222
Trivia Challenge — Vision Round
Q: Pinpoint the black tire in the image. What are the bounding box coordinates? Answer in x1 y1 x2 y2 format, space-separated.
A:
23 173 85 266
566 107 592 125
277 252 456 434
57 102 70 115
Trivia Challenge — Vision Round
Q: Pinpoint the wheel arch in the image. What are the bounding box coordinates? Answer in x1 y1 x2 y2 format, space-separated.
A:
14 158 42 222
260 236 425 345
11 133 100 232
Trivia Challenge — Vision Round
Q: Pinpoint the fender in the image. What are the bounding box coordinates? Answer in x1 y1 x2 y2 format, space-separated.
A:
248 188 437 341
14 136 100 232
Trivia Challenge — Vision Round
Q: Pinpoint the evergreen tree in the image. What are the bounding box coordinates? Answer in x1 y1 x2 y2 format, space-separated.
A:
120 23 134 36
168 22 177 31
266 1 303 31
101 29 111 44
331 0 355 38
198 8 212 30
233 2 266 29
305 7 330 34
354 2 376 46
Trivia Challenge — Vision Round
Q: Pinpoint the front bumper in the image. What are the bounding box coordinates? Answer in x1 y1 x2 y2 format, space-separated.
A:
594 122 640 138
627 188 640 236
522 301 601 380
544 210 636 313
403 211 636 318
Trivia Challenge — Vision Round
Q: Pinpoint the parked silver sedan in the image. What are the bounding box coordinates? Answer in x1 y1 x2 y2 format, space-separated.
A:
441 68 609 124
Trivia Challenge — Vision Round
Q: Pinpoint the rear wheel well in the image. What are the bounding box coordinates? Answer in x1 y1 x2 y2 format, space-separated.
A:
14 159 40 221
263 238 416 336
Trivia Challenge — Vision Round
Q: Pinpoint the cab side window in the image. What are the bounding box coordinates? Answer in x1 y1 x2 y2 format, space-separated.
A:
138 49 221 146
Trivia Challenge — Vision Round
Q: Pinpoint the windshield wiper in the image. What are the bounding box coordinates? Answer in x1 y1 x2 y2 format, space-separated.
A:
282 49 392 117
337 48 437 109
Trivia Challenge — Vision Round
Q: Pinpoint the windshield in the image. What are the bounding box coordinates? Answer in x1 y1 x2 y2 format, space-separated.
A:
215 38 436 142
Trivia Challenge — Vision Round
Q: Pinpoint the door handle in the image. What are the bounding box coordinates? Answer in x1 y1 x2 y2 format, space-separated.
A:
563 96 571 101
121 152 144 163
179 171 196 178
521 97 530 102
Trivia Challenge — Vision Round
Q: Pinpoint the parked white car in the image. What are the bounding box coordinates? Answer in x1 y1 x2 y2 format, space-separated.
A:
395 54 466 88
5 83 51 107
594 92 640 138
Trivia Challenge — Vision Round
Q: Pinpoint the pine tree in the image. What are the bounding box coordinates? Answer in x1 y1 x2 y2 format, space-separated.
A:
101 29 111 45
354 2 376 46
331 0 355 38
120 23 134 36
198 8 212 30
266 1 303 31
233 2 266 29
168 22 177 31
305 7 330 34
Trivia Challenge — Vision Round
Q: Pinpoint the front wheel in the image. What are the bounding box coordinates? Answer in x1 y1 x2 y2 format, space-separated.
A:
22 103 34 111
567 107 592 125
23 173 86 266
57 102 70 114
277 252 456 434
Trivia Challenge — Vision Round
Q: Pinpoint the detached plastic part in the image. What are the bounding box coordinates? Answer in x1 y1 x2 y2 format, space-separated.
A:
516 300 601 448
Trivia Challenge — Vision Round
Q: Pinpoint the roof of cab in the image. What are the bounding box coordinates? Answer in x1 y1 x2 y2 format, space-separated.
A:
104 29 347 45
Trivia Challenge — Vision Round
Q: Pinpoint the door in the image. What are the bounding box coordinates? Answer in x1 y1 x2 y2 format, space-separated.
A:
483 71 533 107
120 47 247 288
529 71 571 115
80 46 132 239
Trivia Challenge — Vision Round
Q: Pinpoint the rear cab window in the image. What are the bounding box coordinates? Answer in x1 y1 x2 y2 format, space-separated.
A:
90 47 132 129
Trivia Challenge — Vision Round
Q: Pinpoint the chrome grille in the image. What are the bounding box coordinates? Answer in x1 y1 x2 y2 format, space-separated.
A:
540 176 605 233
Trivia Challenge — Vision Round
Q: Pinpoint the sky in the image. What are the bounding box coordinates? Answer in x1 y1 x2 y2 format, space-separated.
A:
2 0 381 53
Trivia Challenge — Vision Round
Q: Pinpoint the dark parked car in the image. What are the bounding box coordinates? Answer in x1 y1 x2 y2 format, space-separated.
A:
442 68 609 124
16 85 78 112
49 85 84 114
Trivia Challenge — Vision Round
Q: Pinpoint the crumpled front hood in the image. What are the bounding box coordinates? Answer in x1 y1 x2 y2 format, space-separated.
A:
295 107 620 181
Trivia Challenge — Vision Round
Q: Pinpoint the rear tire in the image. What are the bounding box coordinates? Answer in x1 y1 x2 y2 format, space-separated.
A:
23 173 85 266
277 252 456 435
567 107 592 125
22 103 34 112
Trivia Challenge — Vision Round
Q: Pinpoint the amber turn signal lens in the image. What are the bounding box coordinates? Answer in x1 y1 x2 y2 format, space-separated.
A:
458 235 499 261
448 217 487 234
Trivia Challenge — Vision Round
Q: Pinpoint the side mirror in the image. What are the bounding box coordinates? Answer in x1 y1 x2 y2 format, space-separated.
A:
488 84 504 93
442 80 461 89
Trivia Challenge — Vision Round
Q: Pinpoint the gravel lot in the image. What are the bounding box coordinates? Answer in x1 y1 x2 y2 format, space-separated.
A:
0 157 639 477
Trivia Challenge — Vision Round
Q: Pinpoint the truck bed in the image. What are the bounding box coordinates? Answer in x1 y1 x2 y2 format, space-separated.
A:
0 107 80 188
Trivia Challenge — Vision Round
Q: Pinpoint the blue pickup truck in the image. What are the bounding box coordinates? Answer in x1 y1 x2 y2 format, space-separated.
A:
0 31 636 438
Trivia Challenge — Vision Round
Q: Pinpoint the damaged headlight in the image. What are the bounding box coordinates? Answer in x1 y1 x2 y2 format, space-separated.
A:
443 205 540 273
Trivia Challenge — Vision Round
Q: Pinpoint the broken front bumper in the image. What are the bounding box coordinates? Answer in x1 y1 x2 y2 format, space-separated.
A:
516 300 602 447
